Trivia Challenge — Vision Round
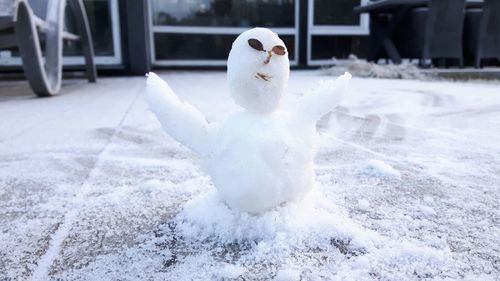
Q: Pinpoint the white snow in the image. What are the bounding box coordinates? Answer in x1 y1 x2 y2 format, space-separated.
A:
213 263 246 279
423 195 435 204
146 29 351 214
418 204 437 217
1 71 499 280
323 55 429 80
145 72 211 156
227 28 290 114
357 198 370 210
275 268 301 281
362 159 402 179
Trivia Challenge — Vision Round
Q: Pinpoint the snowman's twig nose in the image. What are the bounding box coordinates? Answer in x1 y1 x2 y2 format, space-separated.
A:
264 51 273 64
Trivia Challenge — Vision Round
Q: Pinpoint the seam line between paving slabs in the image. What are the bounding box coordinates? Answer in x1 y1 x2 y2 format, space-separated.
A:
29 80 144 281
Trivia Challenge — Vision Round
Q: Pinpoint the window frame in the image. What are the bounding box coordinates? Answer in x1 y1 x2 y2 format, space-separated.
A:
307 0 369 66
148 0 300 67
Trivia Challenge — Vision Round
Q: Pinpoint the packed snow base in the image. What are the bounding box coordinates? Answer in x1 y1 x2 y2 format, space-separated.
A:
1 72 499 280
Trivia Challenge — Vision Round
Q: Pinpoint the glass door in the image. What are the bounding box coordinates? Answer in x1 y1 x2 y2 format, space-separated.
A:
0 0 121 67
149 0 299 66
307 0 369 66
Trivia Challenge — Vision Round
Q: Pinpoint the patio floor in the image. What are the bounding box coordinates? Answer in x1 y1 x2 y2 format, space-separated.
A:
0 71 499 280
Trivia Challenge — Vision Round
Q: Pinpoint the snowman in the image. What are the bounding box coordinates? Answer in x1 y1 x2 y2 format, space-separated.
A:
146 28 351 214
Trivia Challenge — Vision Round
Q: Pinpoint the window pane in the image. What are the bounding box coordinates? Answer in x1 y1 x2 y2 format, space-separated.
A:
311 35 366 60
313 0 361 26
6 0 115 58
154 33 236 60
64 0 114 56
151 0 295 27
154 33 295 61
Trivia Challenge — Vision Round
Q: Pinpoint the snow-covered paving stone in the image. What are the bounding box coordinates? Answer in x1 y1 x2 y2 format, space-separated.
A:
1 71 499 280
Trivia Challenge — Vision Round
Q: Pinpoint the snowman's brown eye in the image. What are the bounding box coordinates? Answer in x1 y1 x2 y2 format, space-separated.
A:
248 39 265 52
272 45 286 56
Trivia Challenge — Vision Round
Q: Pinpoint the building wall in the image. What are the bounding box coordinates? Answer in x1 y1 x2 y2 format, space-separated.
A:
0 0 369 72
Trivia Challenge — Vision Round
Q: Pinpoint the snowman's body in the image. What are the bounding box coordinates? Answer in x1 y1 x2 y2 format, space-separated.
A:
146 28 351 214
207 111 316 213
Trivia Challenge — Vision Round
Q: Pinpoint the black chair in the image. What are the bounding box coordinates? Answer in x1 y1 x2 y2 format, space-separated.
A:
0 0 97 97
464 0 500 68
394 0 466 67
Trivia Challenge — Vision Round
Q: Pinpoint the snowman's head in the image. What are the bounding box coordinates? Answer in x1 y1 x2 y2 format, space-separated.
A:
227 28 290 114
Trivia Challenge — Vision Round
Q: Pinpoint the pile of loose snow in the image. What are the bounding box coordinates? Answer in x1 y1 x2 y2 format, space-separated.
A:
54 178 454 280
175 188 371 245
167 184 452 280
323 55 432 80
362 159 402 179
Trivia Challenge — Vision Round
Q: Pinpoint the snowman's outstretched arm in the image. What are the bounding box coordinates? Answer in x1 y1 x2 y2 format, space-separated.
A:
145 72 211 156
295 72 351 124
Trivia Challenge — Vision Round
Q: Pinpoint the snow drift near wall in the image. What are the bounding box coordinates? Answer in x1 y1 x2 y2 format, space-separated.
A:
323 55 431 80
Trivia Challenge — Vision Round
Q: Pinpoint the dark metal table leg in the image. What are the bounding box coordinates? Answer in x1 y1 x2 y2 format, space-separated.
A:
383 38 401 64
367 8 410 64
368 14 387 62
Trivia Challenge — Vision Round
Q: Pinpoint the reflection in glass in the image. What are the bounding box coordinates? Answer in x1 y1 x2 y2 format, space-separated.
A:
8 0 115 58
151 0 295 27
314 0 361 26
311 35 366 60
64 0 114 56
154 33 237 60
155 33 295 61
